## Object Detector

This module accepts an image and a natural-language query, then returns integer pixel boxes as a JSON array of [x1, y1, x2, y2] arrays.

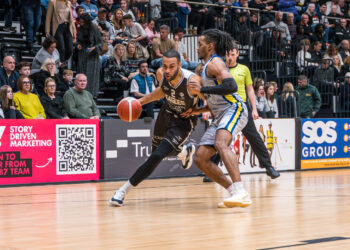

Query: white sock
[[227, 184, 235, 195], [233, 182, 243, 191], [119, 180, 132, 194]]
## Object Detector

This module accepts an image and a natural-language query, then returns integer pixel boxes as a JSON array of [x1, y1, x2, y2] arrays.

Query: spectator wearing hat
[[93, 7, 115, 42], [339, 72, 350, 110]]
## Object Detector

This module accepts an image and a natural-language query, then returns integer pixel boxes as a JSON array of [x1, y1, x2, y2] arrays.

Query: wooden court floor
[[1, 170, 350, 250]]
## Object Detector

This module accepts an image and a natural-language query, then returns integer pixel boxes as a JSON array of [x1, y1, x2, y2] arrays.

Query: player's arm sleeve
[[200, 78, 238, 95]]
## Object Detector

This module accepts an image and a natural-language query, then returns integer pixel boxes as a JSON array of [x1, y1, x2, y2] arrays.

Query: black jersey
[[160, 68, 198, 116]]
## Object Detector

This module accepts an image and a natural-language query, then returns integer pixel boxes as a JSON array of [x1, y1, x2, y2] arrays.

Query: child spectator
[[0, 85, 23, 119]]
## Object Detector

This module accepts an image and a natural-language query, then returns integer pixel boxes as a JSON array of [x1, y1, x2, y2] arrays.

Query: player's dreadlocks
[[202, 29, 235, 58]]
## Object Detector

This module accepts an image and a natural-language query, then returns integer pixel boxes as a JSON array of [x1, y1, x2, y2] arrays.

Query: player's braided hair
[[202, 29, 235, 58]]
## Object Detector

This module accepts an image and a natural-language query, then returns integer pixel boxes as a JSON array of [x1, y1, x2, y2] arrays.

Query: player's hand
[[252, 109, 259, 120], [180, 108, 193, 118]]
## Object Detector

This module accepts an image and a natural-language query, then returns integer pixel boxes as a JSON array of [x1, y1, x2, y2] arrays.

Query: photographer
[[103, 44, 130, 103]]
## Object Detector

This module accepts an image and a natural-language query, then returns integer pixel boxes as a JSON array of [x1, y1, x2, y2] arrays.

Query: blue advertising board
[[301, 119, 350, 169]]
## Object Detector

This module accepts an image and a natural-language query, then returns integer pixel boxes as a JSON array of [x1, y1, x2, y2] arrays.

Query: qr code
[[56, 125, 97, 175]]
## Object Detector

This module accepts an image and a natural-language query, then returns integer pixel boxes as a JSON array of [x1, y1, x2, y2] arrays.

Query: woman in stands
[[33, 58, 67, 97], [325, 43, 344, 65], [265, 81, 279, 118], [76, 13, 104, 98], [277, 82, 297, 118], [332, 55, 343, 80], [111, 9, 125, 35], [40, 78, 69, 119], [340, 56, 350, 77], [31, 37, 61, 74], [0, 85, 18, 119], [120, 0, 136, 21], [13, 77, 46, 119], [103, 44, 130, 102], [124, 42, 140, 73], [255, 84, 269, 118], [45, 0, 77, 65], [144, 19, 158, 45]]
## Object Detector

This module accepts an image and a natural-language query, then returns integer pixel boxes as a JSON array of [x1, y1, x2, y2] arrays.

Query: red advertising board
[[0, 120, 100, 185]]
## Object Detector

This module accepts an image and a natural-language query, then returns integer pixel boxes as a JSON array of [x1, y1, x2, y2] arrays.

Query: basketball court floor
[[1, 169, 350, 249]]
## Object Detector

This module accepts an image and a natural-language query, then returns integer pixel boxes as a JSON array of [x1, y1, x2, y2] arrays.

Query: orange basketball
[[117, 97, 142, 122]]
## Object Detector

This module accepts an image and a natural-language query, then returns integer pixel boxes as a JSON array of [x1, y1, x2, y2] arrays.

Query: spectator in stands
[[313, 58, 335, 89], [123, 14, 149, 59], [93, 8, 115, 42], [100, 30, 114, 67], [253, 77, 265, 90], [18, 62, 38, 95], [232, 12, 250, 45], [339, 71, 350, 109], [335, 19, 350, 45], [40, 78, 69, 119], [62, 69, 74, 89], [0, 56, 19, 91], [328, 4, 341, 41], [310, 23, 328, 45], [81, 0, 98, 18], [255, 84, 269, 118], [262, 28, 286, 60], [300, 14, 313, 37], [0, 85, 24, 119], [160, 0, 177, 18], [124, 42, 141, 73], [265, 81, 279, 118], [3, 0, 17, 32], [296, 38, 315, 73], [319, 3, 330, 25], [111, 9, 125, 36], [340, 56, 350, 77], [295, 25, 309, 43], [296, 74, 321, 118], [45, 0, 76, 64], [33, 58, 67, 96], [151, 25, 175, 69], [173, 27, 198, 70], [305, 3, 320, 26], [130, 61, 156, 118], [120, 0, 135, 21], [144, 19, 159, 45], [261, 11, 291, 42], [278, 82, 297, 118], [63, 73, 100, 119], [188, 0, 207, 35], [278, 0, 298, 16], [74, 6, 85, 33], [176, 0, 191, 29], [339, 39, 350, 61], [70, 0, 79, 19], [13, 76, 46, 119], [286, 13, 297, 41], [76, 13, 104, 98], [103, 44, 129, 102], [249, 12, 261, 33], [333, 54, 343, 80], [22, 0, 42, 49], [325, 43, 343, 64], [338, 0, 348, 14], [31, 36, 61, 74], [310, 41, 324, 63], [104, 0, 117, 21]]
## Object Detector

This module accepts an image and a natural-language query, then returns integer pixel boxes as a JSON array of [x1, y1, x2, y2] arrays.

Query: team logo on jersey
[[179, 92, 185, 100]]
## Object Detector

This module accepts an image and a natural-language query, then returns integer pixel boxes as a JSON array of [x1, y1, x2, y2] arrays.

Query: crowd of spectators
[[1, 0, 350, 119]]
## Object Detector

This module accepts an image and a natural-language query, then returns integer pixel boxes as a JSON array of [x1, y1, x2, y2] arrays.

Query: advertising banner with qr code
[[0, 120, 100, 185], [102, 119, 206, 179]]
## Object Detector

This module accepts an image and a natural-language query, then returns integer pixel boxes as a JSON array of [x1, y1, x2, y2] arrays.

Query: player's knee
[[193, 152, 203, 167], [214, 141, 227, 154]]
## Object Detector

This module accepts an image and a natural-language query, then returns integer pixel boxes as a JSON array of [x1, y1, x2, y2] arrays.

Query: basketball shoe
[[223, 189, 252, 208], [109, 190, 125, 207], [178, 143, 196, 170]]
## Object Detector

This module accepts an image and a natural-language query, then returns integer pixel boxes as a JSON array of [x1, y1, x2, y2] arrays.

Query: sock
[[226, 184, 235, 195], [118, 180, 132, 194], [233, 182, 243, 191]]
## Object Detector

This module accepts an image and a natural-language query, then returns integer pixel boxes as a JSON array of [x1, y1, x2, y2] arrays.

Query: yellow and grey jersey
[[201, 54, 244, 118]]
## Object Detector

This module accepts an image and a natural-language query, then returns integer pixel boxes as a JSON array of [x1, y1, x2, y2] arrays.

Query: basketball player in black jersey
[[109, 50, 202, 207]]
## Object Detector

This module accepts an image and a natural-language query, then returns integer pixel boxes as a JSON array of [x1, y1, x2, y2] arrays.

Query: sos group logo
[[301, 120, 338, 159]]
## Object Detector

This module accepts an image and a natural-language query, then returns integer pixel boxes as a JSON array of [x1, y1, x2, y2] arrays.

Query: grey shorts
[[199, 102, 248, 146]]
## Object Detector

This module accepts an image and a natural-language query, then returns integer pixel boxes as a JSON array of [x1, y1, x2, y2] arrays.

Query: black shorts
[[152, 105, 197, 152]]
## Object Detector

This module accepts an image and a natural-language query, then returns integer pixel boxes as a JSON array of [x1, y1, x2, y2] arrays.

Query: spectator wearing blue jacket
[[0, 56, 19, 92], [130, 61, 156, 118], [278, 0, 298, 16], [81, 0, 98, 18]]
